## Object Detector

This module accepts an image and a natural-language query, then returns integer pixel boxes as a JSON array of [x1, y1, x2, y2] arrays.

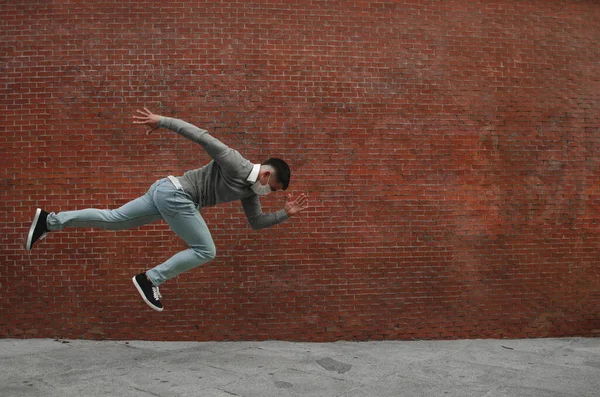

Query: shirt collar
[[247, 164, 261, 183]]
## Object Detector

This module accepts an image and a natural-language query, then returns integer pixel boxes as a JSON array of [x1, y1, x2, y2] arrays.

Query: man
[[25, 108, 309, 312]]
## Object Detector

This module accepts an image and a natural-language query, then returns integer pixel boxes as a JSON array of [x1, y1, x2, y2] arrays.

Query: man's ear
[[258, 170, 269, 183]]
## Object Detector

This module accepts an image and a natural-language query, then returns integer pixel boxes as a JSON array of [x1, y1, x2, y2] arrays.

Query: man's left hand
[[284, 193, 309, 216]]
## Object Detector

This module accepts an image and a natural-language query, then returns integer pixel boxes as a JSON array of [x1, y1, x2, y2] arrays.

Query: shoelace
[[39, 233, 48, 242], [152, 286, 162, 301]]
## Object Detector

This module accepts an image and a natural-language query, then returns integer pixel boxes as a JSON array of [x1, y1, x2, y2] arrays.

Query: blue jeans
[[46, 178, 216, 286]]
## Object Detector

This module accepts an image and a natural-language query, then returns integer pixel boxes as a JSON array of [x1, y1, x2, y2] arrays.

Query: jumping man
[[25, 108, 309, 311]]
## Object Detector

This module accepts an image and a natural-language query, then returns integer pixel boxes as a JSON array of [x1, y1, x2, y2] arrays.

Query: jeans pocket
[[154, 182, 184, 218]]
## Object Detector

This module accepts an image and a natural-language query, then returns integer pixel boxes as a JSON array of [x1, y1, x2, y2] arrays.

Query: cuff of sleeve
[[278, 209, 290, 222], [158, 116, 170, 129]]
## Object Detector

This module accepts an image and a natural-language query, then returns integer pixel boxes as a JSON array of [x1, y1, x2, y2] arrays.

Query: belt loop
[[167, 175, 183, 190]]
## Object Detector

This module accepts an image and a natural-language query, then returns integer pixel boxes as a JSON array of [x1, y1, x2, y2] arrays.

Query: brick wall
[[1, 0, 598, 341]]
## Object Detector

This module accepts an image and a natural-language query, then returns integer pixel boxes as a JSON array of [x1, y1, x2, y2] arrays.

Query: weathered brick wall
[[1, 0, 598, 341]]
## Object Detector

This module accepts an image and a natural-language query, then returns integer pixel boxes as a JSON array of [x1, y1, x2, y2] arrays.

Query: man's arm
[[241, 195, 289, 230], [241, 193, 308, 230], [133, 108, 251, 177]]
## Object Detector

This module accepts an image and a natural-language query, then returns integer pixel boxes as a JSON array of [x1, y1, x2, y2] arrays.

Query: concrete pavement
[[1, 337, 599, 396]]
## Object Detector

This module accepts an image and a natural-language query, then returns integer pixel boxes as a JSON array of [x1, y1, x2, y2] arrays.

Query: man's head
[[256, 158, 291, 193]]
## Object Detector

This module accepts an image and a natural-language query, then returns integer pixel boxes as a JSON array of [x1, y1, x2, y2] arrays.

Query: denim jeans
[[46, 178, 216, 286]]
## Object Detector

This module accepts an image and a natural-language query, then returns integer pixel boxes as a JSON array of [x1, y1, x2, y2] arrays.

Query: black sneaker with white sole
[[25, 208, 49, 251], [132, 273, 164, 312]]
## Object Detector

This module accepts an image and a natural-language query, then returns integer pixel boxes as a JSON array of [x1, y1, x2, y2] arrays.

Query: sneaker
[[132, 273, 164, 312], [25, 208, 49, 251]]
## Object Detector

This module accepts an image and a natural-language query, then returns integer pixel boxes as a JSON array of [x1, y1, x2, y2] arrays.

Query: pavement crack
[[133, 387, 164, 397]]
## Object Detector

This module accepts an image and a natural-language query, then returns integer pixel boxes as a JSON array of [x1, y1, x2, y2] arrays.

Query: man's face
[[261, 172, 283, 192]]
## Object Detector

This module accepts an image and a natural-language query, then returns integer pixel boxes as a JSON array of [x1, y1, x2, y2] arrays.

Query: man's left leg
[[133, 179, 216, 311]]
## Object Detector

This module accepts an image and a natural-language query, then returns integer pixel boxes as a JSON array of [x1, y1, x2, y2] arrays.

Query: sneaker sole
[[25, 208, 42, 251], [132, 276, 164, 312]]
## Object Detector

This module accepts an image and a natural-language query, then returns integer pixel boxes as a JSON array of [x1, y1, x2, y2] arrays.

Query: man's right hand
[[133, 108, 162, 135]]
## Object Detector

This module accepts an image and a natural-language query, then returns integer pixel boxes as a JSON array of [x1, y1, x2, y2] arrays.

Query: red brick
[[0, 0, 598, 341]]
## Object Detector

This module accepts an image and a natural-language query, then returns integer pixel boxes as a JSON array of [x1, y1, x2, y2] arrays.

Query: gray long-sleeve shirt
[[158, 117, 288, 230]]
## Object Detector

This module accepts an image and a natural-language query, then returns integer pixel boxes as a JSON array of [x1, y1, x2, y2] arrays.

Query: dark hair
[[262, 158, 291, 190]]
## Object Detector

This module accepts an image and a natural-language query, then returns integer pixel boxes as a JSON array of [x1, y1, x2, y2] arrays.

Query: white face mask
[[251, 174, 272, 196]]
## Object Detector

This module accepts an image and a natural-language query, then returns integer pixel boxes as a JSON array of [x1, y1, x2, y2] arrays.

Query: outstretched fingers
[[132, 108, 160, 134], [132, 108, 154, 121], [295, 193, 309, 209], [132, 109, 148, 123]]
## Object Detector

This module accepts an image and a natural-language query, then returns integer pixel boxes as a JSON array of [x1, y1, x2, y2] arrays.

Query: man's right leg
[[26, 180, 163, 250], [47, 196, 161, 232]]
